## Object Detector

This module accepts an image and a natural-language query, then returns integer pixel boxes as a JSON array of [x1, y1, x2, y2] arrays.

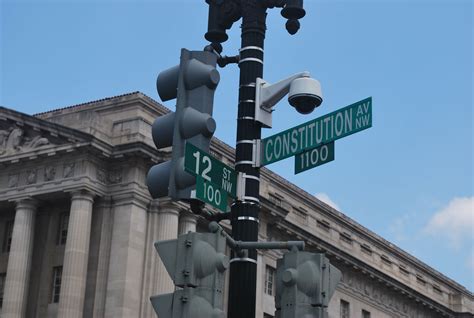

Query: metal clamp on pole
[[236, 140, 261, 168], [236, 172, 246, 201], [208, 221, 305, 255], [252, 139, 261, 167], [236, 172, 260, 203]]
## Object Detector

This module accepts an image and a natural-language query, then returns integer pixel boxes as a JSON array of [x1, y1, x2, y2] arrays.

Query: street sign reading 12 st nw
[[184, 142, 237, 198], [261, 97, 372, 166]]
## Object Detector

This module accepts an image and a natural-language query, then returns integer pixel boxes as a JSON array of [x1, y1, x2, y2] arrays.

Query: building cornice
[[272, 215, 459, 317]]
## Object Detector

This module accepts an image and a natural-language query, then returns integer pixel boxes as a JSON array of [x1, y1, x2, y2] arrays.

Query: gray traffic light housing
[[275, 249, 341, 318], [150, 231, 229, 318], [147, 49, 219, 200]]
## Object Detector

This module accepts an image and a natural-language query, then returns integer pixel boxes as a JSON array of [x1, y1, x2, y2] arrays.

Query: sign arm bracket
[[208, 221, 305, 257]]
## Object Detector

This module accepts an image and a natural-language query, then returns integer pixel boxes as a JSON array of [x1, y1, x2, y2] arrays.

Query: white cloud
[[424, 197, 474, 248], [315, 193, 340, 210]]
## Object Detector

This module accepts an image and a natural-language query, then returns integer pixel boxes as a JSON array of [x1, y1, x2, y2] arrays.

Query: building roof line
[[33, 91, 169, 117]]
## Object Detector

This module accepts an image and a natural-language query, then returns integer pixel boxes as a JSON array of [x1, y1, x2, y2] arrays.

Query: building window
[[381, 255, 392, 266], [294, 207, 308, 221], [317, 219, 331, 232], [399, 264, 410, 276], [340, 232, 353, 245], [2, 220, 14, 253], [416, 274, 426, 286], [340, 300, 350, 318], [360, 243, 372, 256], [0, 273, 6, 308], [269, 192, 284, 207], [57, 213, 69, 245], [362, 309, 371, 318], [264, 266, 275, 296], [51, 266, 62, 303], [433, 284, 442, 294]]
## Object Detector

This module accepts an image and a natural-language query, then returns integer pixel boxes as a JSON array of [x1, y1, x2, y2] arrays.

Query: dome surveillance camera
[[288, 77, 323, 114]]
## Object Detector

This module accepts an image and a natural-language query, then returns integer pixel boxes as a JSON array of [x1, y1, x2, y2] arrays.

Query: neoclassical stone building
[[0, 92, 472, 318]]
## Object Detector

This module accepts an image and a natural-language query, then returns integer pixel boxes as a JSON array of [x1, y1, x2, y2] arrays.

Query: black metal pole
[[227, 1, 267, 317]]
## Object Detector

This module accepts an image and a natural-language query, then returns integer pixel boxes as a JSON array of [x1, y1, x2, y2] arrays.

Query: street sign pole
[[226, 3, 266, 317], [203, 1, 308, 317]]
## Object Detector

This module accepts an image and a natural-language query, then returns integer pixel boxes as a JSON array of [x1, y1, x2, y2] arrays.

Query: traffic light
[[275, 249, 341, 318], [147, 48, 219, 200], [150, 231, 229, 318]]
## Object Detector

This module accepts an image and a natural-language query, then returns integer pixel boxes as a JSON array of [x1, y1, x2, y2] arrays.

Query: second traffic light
[[275, 249, 341, 318], [150, 230, 229, 318], [147, 48, 220, 200]]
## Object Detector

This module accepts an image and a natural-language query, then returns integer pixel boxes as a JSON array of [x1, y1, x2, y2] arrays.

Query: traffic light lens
[[282, 268, 297, 286]]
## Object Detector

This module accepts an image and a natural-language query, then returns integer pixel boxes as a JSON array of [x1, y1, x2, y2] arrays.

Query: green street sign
[[295, 142, 335, 174], [195, 176, 229, 212], [184, 142, 237, 198], [261, 97, 372, 166]]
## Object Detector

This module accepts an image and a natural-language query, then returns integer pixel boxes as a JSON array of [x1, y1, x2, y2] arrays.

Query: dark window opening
[[264, 266, 275, 296], [51, 266, 62, 303], [360, 243, 372, 255], [2, 220, 14, 253], [399, 264, 410, 276], [416, 274, 426, 286], [340, 299, 350, 318], [340, 232, 353, 245], [56, 213, 69, 245], [317, 219, 331, 231], [381, 255, 392, 266], [0, 273, 6, 308]]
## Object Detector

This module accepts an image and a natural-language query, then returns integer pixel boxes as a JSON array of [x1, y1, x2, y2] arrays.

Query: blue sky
[[1, 0, 473, 290]]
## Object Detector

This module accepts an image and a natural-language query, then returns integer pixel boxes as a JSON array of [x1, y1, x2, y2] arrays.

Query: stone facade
[[0, 92, 472, 318]]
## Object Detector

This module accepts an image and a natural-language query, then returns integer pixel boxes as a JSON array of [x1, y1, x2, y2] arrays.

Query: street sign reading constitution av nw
[[261, 97, 372, 166]]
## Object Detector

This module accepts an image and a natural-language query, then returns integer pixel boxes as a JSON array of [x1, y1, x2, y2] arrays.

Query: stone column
[[2, 198, 38, 318], [58, 190, 95, 318], [140, 202, 160, 318], [154, 200, 180, 295], [104, 194, 148, 318], [91, 197, 113, 318], [178, 210, 197, 235]]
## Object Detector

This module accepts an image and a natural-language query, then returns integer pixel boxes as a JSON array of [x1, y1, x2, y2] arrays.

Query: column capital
[[112, 191, 149, 209], [179, 209, 197, 223], [150, 198, 180, 217], [178, 209, 198, 235], [94, 195, 113, 209], [69, 189, 95, 203], [13, 197, 39, 210]]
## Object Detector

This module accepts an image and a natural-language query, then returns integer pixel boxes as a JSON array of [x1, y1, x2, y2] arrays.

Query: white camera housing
[[255, 72, 323, 128], [288, 77, 322, 114]]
